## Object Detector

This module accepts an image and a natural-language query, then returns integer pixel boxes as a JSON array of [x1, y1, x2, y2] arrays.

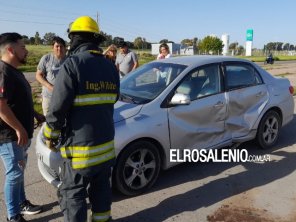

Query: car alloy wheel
[[257, 110, 281, 149], [114, 140, 161, 196]]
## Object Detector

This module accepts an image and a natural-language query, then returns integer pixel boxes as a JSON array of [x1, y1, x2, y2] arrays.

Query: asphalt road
[[0, 100, 296, 222], [23, 72, 35, 84]]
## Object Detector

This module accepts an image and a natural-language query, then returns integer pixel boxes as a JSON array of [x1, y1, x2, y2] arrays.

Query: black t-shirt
[[0, 60, 34, 143]]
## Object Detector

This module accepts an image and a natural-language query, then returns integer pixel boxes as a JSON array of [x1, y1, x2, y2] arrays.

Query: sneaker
[[20, 200, 42, 215], [7, 214, 27, 222]]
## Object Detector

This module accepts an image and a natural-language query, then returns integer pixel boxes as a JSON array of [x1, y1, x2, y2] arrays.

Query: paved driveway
[[0, 64, 296, 221]]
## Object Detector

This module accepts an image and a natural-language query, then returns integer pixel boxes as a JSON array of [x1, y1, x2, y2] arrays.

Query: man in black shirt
[[0, 33, 44, 222]]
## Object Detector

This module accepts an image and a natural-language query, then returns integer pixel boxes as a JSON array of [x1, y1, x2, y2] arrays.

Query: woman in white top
[[157, 43, 171, 59]]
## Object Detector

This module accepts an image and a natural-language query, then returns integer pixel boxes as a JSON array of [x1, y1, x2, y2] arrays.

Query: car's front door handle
[[256, 91, 264, 97], [214, 101, 224, 108]]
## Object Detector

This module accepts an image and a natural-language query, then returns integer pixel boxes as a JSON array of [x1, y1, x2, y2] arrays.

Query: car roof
[[155, 55, 252, 67]]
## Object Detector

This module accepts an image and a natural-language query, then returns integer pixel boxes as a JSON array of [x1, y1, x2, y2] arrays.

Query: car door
[[223, 62, 269, 138], [168, 64, 228, 151]]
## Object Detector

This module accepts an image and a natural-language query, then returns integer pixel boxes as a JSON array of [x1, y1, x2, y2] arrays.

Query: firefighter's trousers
[[58, 158, 114, 222]]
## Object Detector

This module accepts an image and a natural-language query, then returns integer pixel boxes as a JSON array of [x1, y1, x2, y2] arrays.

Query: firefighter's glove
[[44, 138, 59, 152], [42, 123, 60, 152]]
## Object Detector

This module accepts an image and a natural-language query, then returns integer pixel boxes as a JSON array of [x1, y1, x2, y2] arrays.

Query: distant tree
[[198, 36, 223, 54], [125, 41, 134, 48], [142, 38, 147, 49], [146, 42, 152, 49], [34, 32, 41, 45], [181, 39, 193, 46], [193, 37, 198, 53], [290, 45, 295, 51], [134, 37, 144, 49], [283, 43, 290, 51], [265, 42, 275, 51], [276, 42, 283, 51], [99, 31, 112, 47], [181, 38, 198, 53], [237, 45, 245, 55], [22, 35, 30, 44], [229, 42, 239, 51], [29, 37, 35, 45], [265, 42, 284, 51], [43, 32, 56, 45], [193, 37, 198, 46], [229, 42, 242, 55], [113, 36, 124, 46], [159, 39, 174, 44], [159, 39, 169, 44]]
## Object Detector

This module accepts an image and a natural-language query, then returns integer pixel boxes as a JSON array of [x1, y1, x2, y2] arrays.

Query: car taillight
[[289, 86, 294, 95]]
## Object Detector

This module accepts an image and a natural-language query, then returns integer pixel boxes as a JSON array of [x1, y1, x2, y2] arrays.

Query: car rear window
[[225, 64, 263, 90]]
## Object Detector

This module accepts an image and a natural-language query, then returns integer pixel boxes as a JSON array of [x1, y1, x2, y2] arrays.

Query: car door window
[[176, 64, 221, 100], [225, 64, 263, 90]]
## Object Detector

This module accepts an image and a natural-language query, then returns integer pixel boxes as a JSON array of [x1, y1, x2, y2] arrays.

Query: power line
[[0, 3, 82, 16], [0, 18, 64, 26], [0, 9, 73, 20], [100, 15, 164, 41], [0, 6, 163, 42], [102, 19, 163, 40]]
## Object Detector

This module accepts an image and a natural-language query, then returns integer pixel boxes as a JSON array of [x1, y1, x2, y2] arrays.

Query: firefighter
[[42, 16, 120, 222]]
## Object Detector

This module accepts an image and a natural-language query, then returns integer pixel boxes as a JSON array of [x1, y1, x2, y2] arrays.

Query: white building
[[221, 34, 230, 56], [180, 45, 195, 55]]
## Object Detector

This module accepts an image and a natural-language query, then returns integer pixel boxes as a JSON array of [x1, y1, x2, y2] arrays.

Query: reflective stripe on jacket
[[71, 149, 115, 169], [74, 93, 117, 106], [61, 140, 114, 158]]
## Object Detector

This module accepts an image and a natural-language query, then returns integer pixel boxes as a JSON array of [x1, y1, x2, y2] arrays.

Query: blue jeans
[[0, 141, 30, 219]]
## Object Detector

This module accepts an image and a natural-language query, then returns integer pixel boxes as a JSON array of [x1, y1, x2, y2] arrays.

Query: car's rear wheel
[[114, 141, 161, 196], [256, 110, 281, 149]]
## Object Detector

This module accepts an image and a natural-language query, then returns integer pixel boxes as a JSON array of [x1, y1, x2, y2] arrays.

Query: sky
[[0, 0, 295, 49]]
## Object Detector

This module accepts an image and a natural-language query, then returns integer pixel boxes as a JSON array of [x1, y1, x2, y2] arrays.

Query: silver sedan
[[35, 56, 294, 196]]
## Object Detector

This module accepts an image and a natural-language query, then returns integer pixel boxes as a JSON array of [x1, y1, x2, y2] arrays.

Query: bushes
[[137, 52, 155, 66], [20, 45, 52, 72], [20, 45, 157, 72]]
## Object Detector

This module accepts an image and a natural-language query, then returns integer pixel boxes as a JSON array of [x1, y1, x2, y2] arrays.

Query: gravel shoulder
[[260, 61, 296, 86]]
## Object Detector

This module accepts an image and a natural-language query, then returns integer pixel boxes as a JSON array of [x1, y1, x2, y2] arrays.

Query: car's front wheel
[[256, 110, 281, 149], [113, 141, 161, 196]]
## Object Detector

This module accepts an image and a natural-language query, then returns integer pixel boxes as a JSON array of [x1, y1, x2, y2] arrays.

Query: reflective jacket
[[43, 43, 120, 169]]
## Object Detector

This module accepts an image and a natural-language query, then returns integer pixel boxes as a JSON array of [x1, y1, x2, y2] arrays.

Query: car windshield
[[120, 62, 187, 104]]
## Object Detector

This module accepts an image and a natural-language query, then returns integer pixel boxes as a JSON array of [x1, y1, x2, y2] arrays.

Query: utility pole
[[96, 12, 100, 25]]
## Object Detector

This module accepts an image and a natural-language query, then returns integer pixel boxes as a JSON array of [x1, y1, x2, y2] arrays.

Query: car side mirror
[[170, 93, 191, 105]]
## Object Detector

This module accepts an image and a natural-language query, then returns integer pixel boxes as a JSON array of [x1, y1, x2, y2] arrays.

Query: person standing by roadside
[[103, 44, 117, 64], [0, 32, 44, 222], [35, 36, 66, 115], [115, 41, 138, 78], [157, 43, 171, 60], [43, 16, 120, 222]]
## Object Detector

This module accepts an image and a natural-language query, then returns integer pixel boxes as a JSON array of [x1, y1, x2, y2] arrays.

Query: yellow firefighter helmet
[[69, 16, 99, 34]]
